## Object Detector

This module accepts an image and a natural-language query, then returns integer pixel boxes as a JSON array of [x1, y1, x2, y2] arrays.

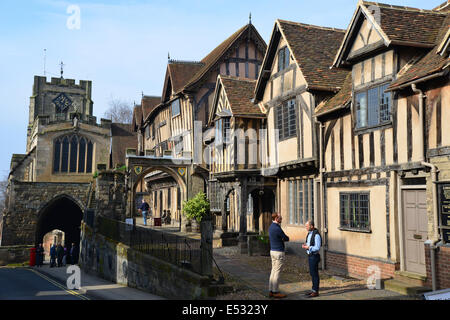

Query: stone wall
[[0, 180, 89, 246], [79, 222, 214, 299], [0, 245, 33, 266]]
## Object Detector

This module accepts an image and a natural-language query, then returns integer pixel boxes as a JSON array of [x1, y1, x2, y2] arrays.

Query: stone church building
[[0, 75, 135, 247]]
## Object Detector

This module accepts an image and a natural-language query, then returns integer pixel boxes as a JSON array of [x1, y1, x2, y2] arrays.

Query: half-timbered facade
[[207, 75, 275, 238], [254, 19, 349, 244], [129, 23, 267, 231], [316, 1, 449, 282]]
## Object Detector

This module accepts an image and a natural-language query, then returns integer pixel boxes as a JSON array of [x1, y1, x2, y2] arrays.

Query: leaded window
[[277, 46, 290, 72], [288, 178, 314, 226], [356, 83, 391, 129], [340, 193, 370, 231], [276, 99, 296, 140], [171, 99, 181, 117], [53, 135, 93, 174]]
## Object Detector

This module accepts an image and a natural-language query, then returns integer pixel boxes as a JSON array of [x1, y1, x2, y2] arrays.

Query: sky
[[0, 0, 444, 177]]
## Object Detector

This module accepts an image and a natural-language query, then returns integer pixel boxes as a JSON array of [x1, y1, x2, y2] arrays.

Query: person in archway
[[62, 245, 68, 266], [36, 244, 44, 267], [56, 243, 64, 267], [70, 242, 79, 265], [50, 243, 57, 268], [138, 199, 150, 226]]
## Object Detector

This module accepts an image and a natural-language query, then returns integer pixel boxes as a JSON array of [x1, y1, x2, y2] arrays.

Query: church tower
[[27, 75, 94, 152]]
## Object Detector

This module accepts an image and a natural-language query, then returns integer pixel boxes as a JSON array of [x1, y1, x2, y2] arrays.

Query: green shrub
[[257, 231, 269, 244], [182, 192, 210, 223]]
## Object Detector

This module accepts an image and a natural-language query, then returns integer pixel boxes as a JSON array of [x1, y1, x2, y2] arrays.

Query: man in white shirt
[[302, 220, 321, 297]]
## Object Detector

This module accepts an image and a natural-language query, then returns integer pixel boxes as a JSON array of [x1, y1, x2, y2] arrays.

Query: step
[[384, 279, 431, 296], [394, 271, 427, 287]]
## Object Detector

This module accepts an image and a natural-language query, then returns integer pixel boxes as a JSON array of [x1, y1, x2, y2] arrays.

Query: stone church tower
[[11, 76, 111, 183], [0, 75, 113, 246]]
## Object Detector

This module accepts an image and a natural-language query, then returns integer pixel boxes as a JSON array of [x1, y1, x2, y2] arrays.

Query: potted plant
[[182, 192, 210, 233]]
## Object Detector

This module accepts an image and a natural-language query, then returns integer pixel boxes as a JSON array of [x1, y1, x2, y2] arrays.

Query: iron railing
[[97, 215, 203, 275]]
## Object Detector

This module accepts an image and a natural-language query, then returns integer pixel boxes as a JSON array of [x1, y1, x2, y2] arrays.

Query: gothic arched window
[[53, 135, 93, 174]]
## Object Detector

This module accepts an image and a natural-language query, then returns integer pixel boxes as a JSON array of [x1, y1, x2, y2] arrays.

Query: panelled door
[[402, 189, 427, 275]]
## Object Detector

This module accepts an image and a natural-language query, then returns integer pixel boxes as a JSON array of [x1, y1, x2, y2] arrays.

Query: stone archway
[[131, 166, 188, 228], [35, 195, 84, 249]]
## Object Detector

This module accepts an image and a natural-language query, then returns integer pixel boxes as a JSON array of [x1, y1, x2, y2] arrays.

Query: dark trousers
[[308, 254, 320, 292]]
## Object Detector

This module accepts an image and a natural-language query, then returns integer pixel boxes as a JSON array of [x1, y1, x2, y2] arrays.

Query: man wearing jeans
[[138, 199, 150, 226], [302, 220, 322, 298], [268, 212, 289, 298]]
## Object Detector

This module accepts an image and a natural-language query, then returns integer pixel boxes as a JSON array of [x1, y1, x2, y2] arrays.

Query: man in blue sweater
[[268, 212, 289, 298]]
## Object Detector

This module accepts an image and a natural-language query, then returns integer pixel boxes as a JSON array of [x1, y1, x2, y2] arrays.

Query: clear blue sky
[[0, 0, 444, 177]]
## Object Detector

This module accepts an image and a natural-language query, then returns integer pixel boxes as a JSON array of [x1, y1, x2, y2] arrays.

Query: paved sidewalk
[[213, 247, 416, 300], [34, 263, 165, 300]]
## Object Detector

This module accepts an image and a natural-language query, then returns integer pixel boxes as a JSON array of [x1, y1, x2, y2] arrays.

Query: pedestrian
[[36, 243, 44, 267], [70, 242, 79, 265], [302, 220, 322, 298], [138, 199, 150, 226], [62, 245, 68, 266], [268, 212, 289, 299], [50, 243, 57, 268], [56, 244, 64, 267]]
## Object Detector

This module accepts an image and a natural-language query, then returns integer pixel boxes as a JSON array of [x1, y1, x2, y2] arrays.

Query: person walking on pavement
[[268, 213, 289, 299], [138, 199, 150, 226], [56, 244, 64, 267], [49, 243, 57, 268], [302, 220, 322, 298]]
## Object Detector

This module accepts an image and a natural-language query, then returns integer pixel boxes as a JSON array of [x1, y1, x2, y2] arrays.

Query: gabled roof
[[161, 61, 204, 101], [333, 1, 447, 67], [315, 73, 353, 118], [388, 14, 450, 90], [210, 75, 264, 125], [183, 23, 267, 92], [142, 96, 161, 120], [110, 123, 137, 167], [255, 20, 349, 101]]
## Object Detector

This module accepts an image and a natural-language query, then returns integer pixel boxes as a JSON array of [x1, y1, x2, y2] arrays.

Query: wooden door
[[403, 190, 427, 275]]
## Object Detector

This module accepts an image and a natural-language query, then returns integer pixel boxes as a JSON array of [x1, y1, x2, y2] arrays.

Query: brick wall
[[425, 243, 450, 290], [326, 250, 399, 279]]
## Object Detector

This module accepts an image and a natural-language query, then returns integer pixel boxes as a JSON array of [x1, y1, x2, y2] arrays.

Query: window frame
[[171, 99, 181, 118], [287, 178, 315, 227], [354, 81, 392, 131], [277, 46, 290, 72], [276, 99, 297, 141], [339, 192, 371, 233], [53, 134, 93, 174]]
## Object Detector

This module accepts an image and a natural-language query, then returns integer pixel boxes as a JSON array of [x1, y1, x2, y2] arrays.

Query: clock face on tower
[[53, 93, 73, 113]]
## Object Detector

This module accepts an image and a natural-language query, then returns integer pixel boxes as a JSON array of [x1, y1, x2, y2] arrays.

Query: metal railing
[[97, 215, 203, 275]]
